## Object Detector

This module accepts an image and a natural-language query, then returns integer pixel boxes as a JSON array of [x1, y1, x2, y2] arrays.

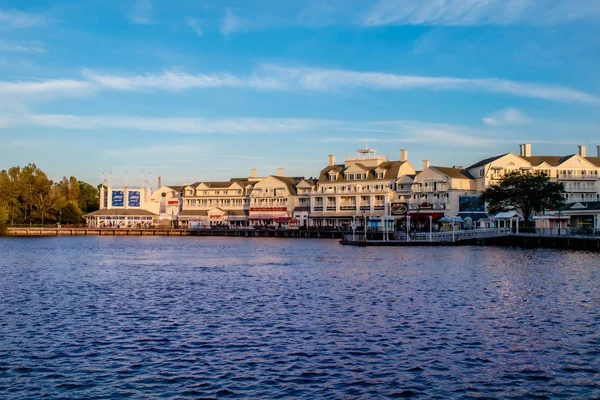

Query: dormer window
[[329, 173, 337, 181], [376, 171, 384, 179]]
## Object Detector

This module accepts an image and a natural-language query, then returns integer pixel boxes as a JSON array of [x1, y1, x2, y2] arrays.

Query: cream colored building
[[248, 169, 306, 227], [174, 177, 257, 228], [396, 161, 479, 225], [466, 144, 600, 205], [310, 147, 416, 228]]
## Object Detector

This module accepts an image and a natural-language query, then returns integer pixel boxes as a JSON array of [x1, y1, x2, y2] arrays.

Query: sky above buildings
[[1, 0, 599, 187]]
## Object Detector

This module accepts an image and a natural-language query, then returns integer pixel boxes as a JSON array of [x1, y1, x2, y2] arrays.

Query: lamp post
[[429, 215, 433, 242], [363, 212, 367, 242], [452, 217, 456, 242], [406, 215, 411, 242], [59, 210, 62, 228], [351, 215, 357, 242], [558, 209, 562, 236]]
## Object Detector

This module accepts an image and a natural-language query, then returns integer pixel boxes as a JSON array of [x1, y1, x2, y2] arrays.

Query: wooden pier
[[4, 227, 347, 239]]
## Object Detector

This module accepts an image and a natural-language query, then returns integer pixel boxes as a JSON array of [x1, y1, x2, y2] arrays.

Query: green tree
[[78, 181, 99, 213], [481, 172, 566, 223]]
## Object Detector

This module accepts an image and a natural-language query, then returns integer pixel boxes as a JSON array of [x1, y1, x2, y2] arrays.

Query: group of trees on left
[[0, 163, 99, 225]]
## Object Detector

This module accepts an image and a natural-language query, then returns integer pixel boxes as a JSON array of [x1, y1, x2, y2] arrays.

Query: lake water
[[0, 236, 599, 399]]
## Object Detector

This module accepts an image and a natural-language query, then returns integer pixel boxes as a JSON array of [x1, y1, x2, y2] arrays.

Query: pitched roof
[[271, 176, 304, 195], [584, 157, 600, 167], [431, 166, 474, 179], [317, 161, 408, 183], [466, 154, 509, 169], [521, 155, 570, 167]]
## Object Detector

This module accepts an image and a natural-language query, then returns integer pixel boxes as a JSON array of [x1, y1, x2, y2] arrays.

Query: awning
[[274, 217, 292, 223], [408, 212, 445, 220]]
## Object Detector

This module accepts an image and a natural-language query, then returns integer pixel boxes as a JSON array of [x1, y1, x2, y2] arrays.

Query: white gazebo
[[492, 211, 522, 233]]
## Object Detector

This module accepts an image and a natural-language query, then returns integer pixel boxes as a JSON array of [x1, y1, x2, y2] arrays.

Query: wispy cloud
[[483, 108, 531, 126], [77, 65, 600, 105], [0, 39, 45, 53], [185, 17, 203, 36], [0, 9, 46, 28], [21, 114, 330, 135], [221, 8, 252, 36], [363, 0, 600, 27], [128, 0, 153, 24], [81, 68, 285, 91], [0, 79, 91, 97], [2, 65, 598, 106], [266, 66, 600, 105]]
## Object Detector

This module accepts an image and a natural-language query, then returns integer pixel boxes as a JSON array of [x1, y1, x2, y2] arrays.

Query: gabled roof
[[318, 161, 408, 183], [521, 155, 570, 167], [271, 176, 304, 195], [563, 201, 600, 211], [466, 154, 509, 169], [431, 166, 474, 179], [166, 186, 184, 192], [584, 157, 600, 167]]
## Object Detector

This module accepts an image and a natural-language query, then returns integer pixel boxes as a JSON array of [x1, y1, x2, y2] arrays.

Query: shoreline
[[2, 227, 599, 252]]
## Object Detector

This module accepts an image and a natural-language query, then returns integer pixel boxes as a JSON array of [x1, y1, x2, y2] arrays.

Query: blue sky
[[1, 0, 599, 187]]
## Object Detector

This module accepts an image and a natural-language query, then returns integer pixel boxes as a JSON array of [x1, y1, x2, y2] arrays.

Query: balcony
[[558, 174, 598, 180], [326, 205, 337, 211], [564, 185, 597, 193], [340, 205, 357, 211], [313, 206, 323, 211], [359, 205, 371, 210]]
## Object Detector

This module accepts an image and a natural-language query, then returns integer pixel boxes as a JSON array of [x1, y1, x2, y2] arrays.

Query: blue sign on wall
[[112, 190, 124, 207], [128, 191, 141, 207], [459, 196, 485, 212]]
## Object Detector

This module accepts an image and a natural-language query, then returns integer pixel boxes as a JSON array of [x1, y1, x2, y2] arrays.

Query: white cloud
[[0, 9, 46, 28], [22, 114, 330, 135], [81, 68, 285, 91], [129, 0, 152, 24], [0, 39, 45, 53], [0, 79, 91, 97], [185, 17, 203, 36], [2, 65, 598, 107], [483, 108, 531, 126], [221, 8, 252, 36], [363, 0, 600, 27], [266, 66, 600, 105], [77, 66, 600, 105]]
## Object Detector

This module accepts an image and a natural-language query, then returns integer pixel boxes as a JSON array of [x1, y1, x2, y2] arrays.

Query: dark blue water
[[0, 237, 599, 399]]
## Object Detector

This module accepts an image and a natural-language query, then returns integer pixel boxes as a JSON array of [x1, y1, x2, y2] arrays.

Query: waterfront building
[[248, 169, 306, 227], [84, 179, 156, 227], [467, 144, 600, 203], [310, 146, 416, 228], [395, 161, 480, 227], [177, 178, 256, 228]]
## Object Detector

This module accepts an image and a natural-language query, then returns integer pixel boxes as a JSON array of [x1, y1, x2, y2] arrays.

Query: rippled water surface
[[1, 237, 599, 399]]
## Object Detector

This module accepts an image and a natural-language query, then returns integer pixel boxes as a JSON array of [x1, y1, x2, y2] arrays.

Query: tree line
[[0, 163, 99, 225]]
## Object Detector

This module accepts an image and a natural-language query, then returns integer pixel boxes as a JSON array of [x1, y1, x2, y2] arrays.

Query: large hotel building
[[85, 144, 600, 230]]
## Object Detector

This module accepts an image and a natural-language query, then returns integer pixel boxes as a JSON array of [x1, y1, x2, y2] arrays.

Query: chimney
[[597, 145, 600, 157], [578, 145, 586, 157], [524, 144, 531, 157], [400, 149, 408, 162], [158, 175, 162, 188], [184, 181, 189, 186], [328, 155, 336, 166], [278, 168, 284, 177], [519, 144, 525, 156], [423, 160, 430, 170], [251, 168, 257, 178]]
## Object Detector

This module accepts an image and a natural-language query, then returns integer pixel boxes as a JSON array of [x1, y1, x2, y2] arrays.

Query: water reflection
[[0, 237, 599, 398]]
